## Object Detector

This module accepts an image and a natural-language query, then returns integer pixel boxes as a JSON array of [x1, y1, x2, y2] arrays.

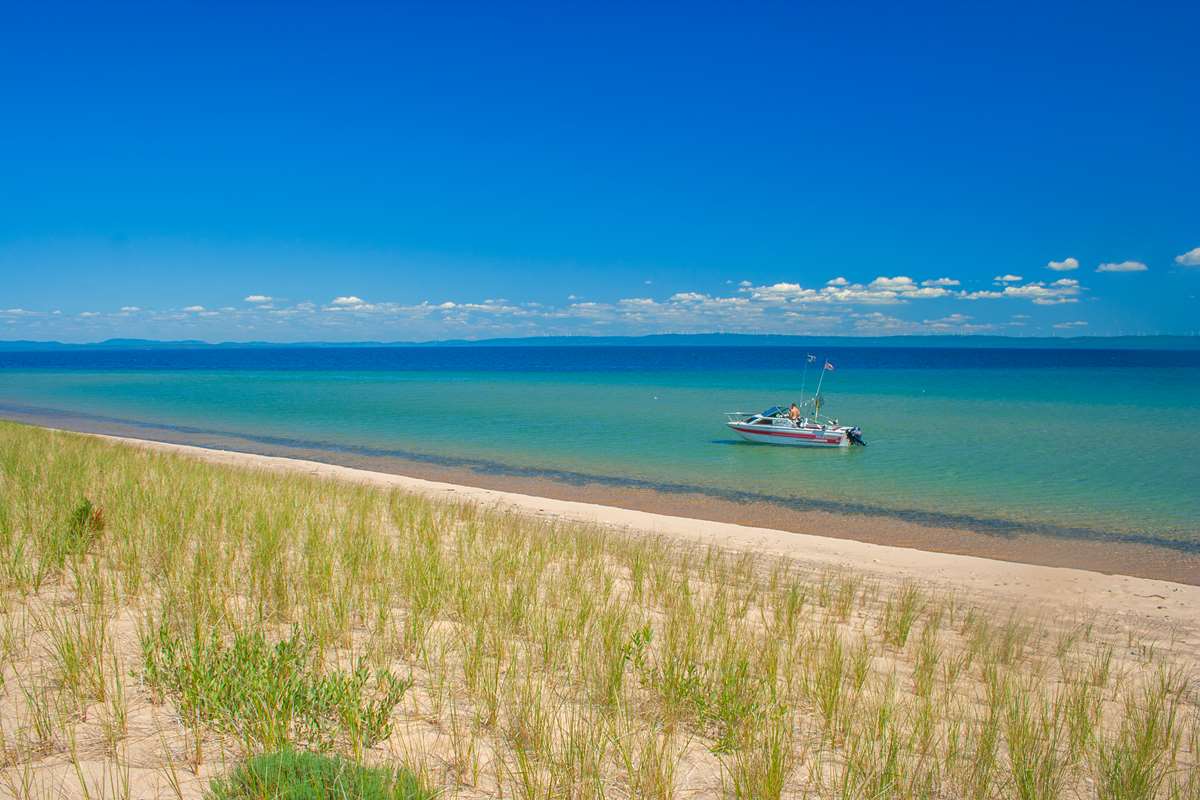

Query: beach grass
[[0, 420, 1196, 798], [206, 750, 433, 800]]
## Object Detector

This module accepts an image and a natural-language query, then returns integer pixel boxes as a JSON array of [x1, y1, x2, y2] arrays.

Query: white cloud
[[744, 282, 818, 304], [182, 305, 205, 312], [1047, 257, 1079, 272], [1096, 261, 1147, 273], [921, 313, 996, 332], [922, 277, 960, 286], [244, 294, 273, 303], [79, 311, 100, 317], [993, 274, 1023, 283], [1174, 247, 1200, 267], [736, 274, 961, 308], [923, 313, 971, 327], [959, 277, 1083, 305], [331, 296, 364, 306], [868, 275, 916, 291], [1053, 320, 1088, 329], [1002, 283, 1077, 302], [120, 306, 141, 312], [853, 312, 913, 332]]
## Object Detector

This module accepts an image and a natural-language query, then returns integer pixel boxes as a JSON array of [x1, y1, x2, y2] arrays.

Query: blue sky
[[2, 1, 1197, 341]]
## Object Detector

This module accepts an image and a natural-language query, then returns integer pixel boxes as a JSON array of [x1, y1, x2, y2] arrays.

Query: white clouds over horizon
[[1047, 257, 1079, 272], [1096, 260, 1148, 273], [0, 270, 1128, 340]]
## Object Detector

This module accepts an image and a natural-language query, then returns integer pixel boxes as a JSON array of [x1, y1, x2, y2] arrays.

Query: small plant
[[66, 498, 105, 555], [812, 628, 846, 735], [722, 710, 795, 800], [1006, 689, 1067, 800], [705, 654, 765, 753], [207, 750, 435, 800], [42, 498, 107, 569], [881, 583, 923, 648], [142, 627, 411, 754], [1092, 679, 1180, 800]]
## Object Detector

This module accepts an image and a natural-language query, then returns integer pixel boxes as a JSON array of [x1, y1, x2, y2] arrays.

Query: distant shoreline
[[3, 332, 1200, 351]]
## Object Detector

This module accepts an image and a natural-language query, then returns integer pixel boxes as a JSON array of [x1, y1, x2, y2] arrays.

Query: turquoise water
[[1, 346, 1198, 551]]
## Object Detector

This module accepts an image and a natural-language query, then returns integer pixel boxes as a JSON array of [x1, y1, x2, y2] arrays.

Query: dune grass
[[0, 420, 1197, 798], [207, 750, 433, 800]]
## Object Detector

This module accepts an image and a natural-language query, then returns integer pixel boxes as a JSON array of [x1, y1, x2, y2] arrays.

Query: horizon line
[[3, 331, 1199, 349]]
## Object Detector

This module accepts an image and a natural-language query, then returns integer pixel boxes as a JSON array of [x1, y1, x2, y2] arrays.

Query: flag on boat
[[824, 361, 835, 371], [807, 354, 817, 363]]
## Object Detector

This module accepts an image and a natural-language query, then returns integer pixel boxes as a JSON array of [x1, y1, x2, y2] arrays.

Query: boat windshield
[[760, 406, 785, 417]]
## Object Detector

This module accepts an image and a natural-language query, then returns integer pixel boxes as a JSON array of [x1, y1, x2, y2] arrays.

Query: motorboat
[[724, 405, 865, 447], [722, 355, 865, 447]]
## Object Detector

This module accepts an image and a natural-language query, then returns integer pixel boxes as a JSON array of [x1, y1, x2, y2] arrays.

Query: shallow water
[[2, 346, 1198, 554]]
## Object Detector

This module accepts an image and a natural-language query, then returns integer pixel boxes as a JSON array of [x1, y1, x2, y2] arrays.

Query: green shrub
[[143, 627, 411, 753], [207, 750, 435, 800]]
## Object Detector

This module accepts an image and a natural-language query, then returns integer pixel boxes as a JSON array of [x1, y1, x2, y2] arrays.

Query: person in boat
[[789, 402, 801, 424]]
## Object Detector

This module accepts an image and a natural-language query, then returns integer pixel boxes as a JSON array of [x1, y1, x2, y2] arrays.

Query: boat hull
[[727, 422, 849, 447]]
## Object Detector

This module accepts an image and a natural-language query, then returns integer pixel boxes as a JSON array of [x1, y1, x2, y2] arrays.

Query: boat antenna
[[813, 358, 833, 416], [799, 353, 815, 404]]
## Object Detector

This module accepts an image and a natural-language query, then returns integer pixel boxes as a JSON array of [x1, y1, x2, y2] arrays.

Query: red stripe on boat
[[732, 426, 843, 441]]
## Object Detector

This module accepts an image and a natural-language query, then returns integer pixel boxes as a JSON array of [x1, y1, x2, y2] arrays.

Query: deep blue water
[[3, 345, 1199, 372]]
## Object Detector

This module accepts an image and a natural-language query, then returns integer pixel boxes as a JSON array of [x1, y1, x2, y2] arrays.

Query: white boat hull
[[726, 421, 849, 447]]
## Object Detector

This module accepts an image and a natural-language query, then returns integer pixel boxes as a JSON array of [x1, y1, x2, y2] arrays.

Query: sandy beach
[[3, 421, 1199, 799]]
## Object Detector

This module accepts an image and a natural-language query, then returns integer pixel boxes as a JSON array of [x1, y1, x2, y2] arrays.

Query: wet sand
[[7, 409, 1198, 587]]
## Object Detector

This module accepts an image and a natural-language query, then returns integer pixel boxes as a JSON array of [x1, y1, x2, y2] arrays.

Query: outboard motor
[[847, 427, 867, 446]]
